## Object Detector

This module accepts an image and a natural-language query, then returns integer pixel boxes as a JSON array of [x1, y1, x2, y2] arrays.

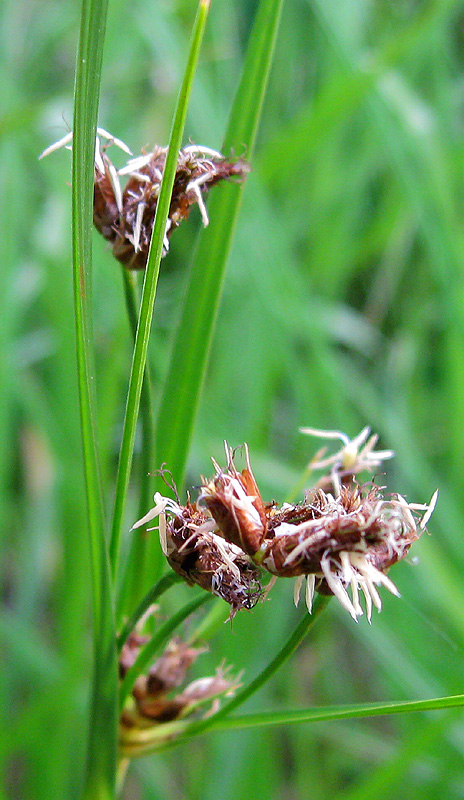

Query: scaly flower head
[[132, 491, 263, 616], [134, 428, 437, 624], [40, 129, 249, 269], [257, 483, 438, 621], [119, 633, 241, 754]]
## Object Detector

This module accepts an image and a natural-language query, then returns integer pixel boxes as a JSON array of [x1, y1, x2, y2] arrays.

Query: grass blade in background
[[201, 694, 464, 733], [72, 0, 118, 795], [153, 0, 285, 492], [109, 0, 212, 590]]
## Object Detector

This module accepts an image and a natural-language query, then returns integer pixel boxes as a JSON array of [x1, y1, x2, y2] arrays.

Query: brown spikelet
[[93, 144, 249, 269]]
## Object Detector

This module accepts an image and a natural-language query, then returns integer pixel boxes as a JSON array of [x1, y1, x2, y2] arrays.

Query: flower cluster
[[136, 430, 437, 623], [40, 128, 249, 269], [132, 492, 263, 617], [119, 633, 241, 755]]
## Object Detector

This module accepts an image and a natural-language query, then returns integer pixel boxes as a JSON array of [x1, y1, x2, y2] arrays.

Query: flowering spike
[[40, 128, 249, 270], [119, 634, 241, 748], [300, 425, 394, 482], [135, 429, 437, 623], [134, 493, 263, 616]]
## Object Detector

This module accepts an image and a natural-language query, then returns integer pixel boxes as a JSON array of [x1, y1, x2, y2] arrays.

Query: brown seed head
[[118, 633, 240, 731], [93, 142, 249, 269], [148, 496, 263, 616], [258, 483, 435, 620], [40, 130, 249, 270]]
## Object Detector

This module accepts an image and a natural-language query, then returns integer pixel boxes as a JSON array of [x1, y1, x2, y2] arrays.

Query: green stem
[[119, 593, 212, 709], [187, 598, 230, 645], [72, 2, 107, 635], [153, 0, 285, 493], [121, 269, 140, 336], [199, 694, 464, 733], [117, 269, 158, 618], [109, 0, 211, 582], [122, 689, 464, 759], [72, 0, 118, 796]]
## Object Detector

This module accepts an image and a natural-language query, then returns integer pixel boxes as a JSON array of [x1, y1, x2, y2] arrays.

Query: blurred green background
[[3, 0, 464, 797]]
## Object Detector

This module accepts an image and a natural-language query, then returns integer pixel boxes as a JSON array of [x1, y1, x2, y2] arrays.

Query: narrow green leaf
[[154, 0, 285, 491], [109, 0, 212, 586], [72, 2, 107, 623], [135, 692, 464, 760], [72, 0, 118, 796], [116, 269, 158, 618], [202, 693, 464, 733]]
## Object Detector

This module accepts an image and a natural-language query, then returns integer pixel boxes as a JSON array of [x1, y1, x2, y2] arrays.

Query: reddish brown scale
[[118, 635, 239, 728], [240, 467, 269, 530], [93, 161, 120, 242], [201, 452, 268, 556], [202, 476, 266, 556], [145, 638, 202, 698]]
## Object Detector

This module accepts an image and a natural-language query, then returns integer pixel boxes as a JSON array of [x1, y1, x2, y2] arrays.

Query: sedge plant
[[34, 0, 464, 797]]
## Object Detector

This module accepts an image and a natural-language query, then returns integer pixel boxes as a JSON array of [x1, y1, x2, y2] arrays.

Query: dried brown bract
[[120, 634, 205, 723], [198, 443, 268, 556]]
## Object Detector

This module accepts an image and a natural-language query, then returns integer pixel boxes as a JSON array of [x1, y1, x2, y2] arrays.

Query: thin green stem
[[121, 269, 140, 337], [109, 0, 211, 583], [119, 593, 212, 709], [117, 269, 158, 618], [199, 694, 464, 733], [121, 690, 464, 759], [72, 1, 107, 634], [187, 598, 230, 645], [116, 571, 182, 652], [72, 0, 118, 796]]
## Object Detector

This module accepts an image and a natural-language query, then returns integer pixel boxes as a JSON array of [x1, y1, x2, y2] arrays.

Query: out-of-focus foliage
[[2, 0, 464, 798]]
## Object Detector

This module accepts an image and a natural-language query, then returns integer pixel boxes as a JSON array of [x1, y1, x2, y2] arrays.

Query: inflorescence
[[40, 127, 249, 269], [119, 632, 241, 755], [135, 428, 437, 623]]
